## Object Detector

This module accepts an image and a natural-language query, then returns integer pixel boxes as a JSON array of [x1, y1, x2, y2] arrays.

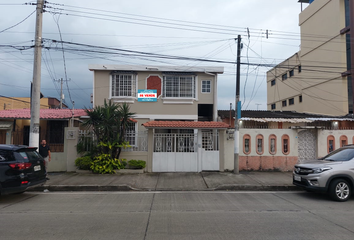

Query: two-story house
[[88, 65, 232, 172]]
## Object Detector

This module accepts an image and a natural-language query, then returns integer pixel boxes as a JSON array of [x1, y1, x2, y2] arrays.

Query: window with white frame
[[124, 122, 136, 146], [201, 80, 211, 93], [111, 73, 136, 97], [163, 74, 196, 98]]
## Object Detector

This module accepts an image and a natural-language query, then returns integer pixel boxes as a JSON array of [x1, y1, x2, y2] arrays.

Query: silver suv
[[293, 145, 354, 202]]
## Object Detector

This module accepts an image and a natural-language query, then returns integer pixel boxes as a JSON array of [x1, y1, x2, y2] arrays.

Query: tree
[[82, 100, 135, 159]]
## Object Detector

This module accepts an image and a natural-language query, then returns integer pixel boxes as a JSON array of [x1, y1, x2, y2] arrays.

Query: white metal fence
[[78, 130, 148, 152], [122, 131, 148, 152], [154, 133, 197, 152], [202, 131, 219, 151], [153, 132, 219, 152]]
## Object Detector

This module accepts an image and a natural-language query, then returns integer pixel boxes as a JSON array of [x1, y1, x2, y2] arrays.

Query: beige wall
[[93, 70, 215, 120], [0, 97, 51, 110], [267, 0, 349, 116]]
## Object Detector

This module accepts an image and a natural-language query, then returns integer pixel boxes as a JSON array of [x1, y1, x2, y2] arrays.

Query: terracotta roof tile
[[142, 121, 229, 129], [0, 109, 87, 119]]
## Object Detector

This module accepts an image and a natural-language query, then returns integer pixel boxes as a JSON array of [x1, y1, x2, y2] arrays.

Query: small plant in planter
[[75, 156, 93, 170], [91, 154, 125, 174], [127, 160, 146, 169]]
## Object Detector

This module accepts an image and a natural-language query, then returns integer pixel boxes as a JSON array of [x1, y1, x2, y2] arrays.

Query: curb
[[27, 184, 302, 192], [213, 185, 302, 191], [28, 184, 136, 192]]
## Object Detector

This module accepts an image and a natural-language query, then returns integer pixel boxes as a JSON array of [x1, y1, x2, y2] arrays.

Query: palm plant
[[82, 99, 135, 159]]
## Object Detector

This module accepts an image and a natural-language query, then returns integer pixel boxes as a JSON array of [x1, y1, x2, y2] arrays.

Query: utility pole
[[29, 0, 44, 148], [55, 78, 64, 109], [234, 35, 241, 174], [256, 103, 261, 110]]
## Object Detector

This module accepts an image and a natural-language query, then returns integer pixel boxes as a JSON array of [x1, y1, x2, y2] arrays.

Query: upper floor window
[[289, 69, 294, 77], [282, 73, 288, 81], [111, 73, 136, 97], [289, 98, 294, 105], [271, 79, 276, 86], [269, 134, 277, 155], [298, 65, 302, 73], [201, 80, 211, 93], [282, 100, 287, 107], [163, 75, 196, 98], [243, 134, 251, 155], [256, 134, 264, 155], [282, 134, 290, 155], [299, 95, 302, 103], [271, 103, 276, 110]]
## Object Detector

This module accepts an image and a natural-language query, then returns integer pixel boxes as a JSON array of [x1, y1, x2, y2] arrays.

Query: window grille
[[202, 80, 211, 93], [154, 133, 197, 152], [125, 122, 136, 146], [111, 74, 136, 97], [163, 75, 195, 98]]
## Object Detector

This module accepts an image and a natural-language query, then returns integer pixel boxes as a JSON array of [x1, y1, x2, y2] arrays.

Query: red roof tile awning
[[0, 109, 88, 119], [142, 121, 229, 129]]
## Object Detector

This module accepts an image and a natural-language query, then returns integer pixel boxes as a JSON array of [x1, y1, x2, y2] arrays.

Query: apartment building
[[267, 0, 352, 116]]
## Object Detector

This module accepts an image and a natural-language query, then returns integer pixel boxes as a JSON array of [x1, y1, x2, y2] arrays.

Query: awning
[[142, 121, 229, 129]]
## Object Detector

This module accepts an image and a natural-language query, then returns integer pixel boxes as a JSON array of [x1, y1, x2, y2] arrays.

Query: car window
[[323, 148, 354, 161], [13, 150, 42, 162], [0, 150, 15, 162]]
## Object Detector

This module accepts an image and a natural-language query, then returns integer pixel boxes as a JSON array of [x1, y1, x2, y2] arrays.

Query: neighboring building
[[219, 110, 354, 171], [267, 0, 353, 116], [89, 65, 233, 172], [0, 108, 87, 172], [0, 97, 68, 110]]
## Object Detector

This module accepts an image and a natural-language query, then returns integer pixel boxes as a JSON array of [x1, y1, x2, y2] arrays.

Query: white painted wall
[[317, 129, 354, 158], [239, 129, 298, 157]]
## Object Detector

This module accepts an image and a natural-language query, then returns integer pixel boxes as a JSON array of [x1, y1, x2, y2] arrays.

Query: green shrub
[[121, 159, 127, 167], [128, 160, 146, 169], [75, 156, 93, 170], [90, 154, 125, 174]]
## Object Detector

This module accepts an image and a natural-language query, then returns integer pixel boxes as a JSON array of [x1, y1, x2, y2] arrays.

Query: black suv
[[0, 145, 47, 195]]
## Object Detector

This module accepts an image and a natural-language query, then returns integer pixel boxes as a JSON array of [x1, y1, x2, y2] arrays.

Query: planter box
[[75, 169, 144, 174], [76, 169, 92, 174], [116, 169, 144, 174]]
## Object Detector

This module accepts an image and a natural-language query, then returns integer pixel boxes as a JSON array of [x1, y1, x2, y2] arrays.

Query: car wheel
[[329, 179, 351, 202]]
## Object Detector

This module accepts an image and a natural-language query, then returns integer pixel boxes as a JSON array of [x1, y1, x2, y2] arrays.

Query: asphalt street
[[1, 191, 354, 240]]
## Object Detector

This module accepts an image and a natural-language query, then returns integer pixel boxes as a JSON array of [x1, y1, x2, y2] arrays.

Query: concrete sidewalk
[[30, 171, 300, 192]]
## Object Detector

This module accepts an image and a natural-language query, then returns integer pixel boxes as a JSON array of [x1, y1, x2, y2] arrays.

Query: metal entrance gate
[[298, 130, 317, 163], [152, 131, 219, 172]]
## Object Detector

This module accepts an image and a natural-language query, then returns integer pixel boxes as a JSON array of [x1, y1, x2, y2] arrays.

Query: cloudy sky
[[0, 0, 307, 110]]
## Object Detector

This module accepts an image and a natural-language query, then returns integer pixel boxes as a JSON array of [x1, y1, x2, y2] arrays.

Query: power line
[[0, 10, 36, 34]]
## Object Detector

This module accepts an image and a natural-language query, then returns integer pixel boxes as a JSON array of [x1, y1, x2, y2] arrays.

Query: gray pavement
[[29, 171, 301, 192]]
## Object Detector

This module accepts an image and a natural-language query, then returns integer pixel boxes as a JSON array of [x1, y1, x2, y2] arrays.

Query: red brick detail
[[239, 156, 248, 171], [147, 76, 162, 98], [247, 156, 261, 171], [261, 157, 273, 170], [285, 157, 298, 171], [273, 156, 287, 171], [239, 156, 298, 172]]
